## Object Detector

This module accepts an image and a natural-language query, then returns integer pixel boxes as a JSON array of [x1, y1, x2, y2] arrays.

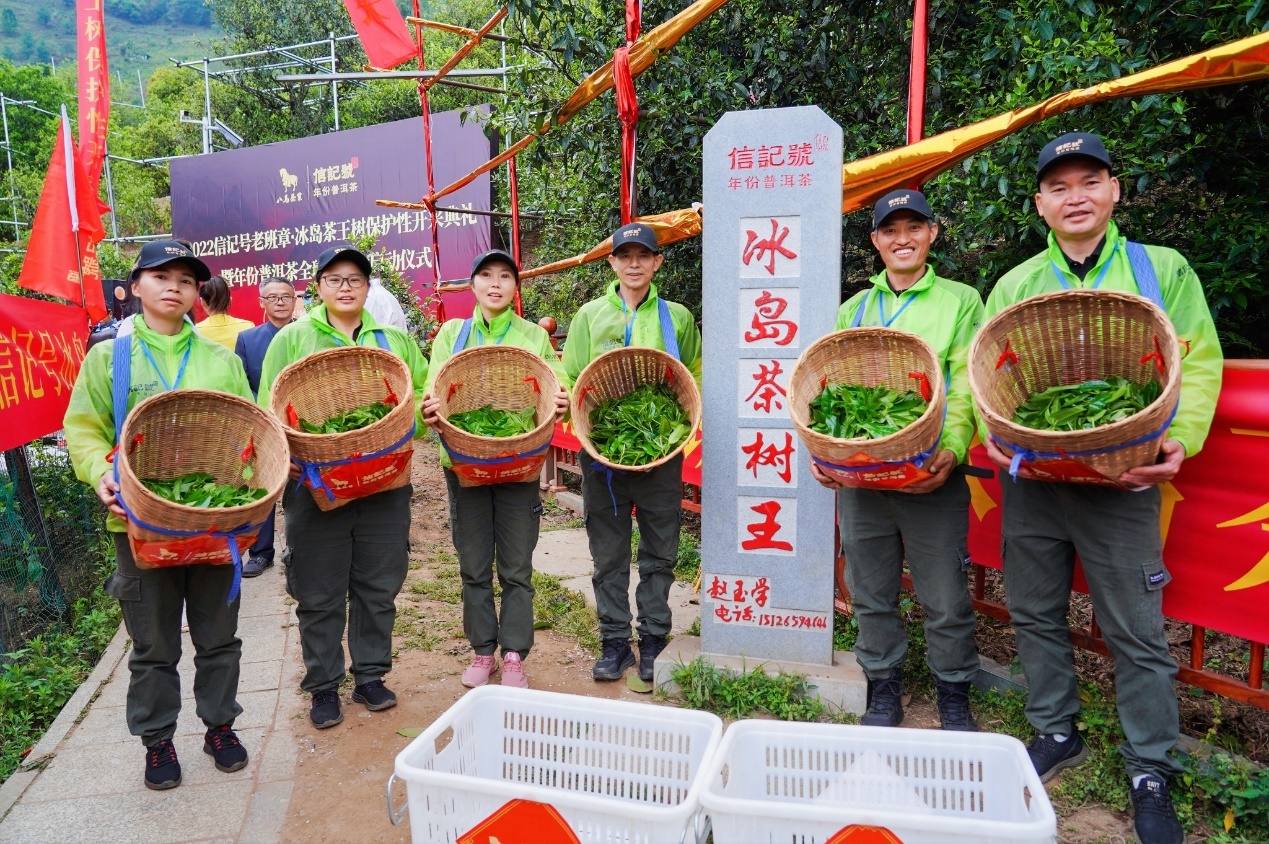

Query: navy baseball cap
[[130, 240, 211, 282], [872, 189, 934, 230], [313, 245, 372, 282], [1036, 132, 1113, 182], [610, 222, 661, 254], [470, 249, 520, 282]]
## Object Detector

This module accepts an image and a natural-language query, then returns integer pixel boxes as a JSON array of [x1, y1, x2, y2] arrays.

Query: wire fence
[[0, 440, 112, 657]]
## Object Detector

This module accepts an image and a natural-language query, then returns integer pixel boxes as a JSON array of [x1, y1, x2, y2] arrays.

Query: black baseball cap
[[313, 245, 372, 282], [872, 189, 934, 230], [130, 240, 211, 282], [470, 249, 520, 283], [1036, 132, 1113, 182], [610, 222, 661, 254]]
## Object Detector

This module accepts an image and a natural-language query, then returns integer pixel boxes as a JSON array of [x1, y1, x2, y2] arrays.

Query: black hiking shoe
[[637, 634, 666, 683], [352, 679, 397, 711], [933, 677, 979, 732], [1027, 732, 1089, 782], [861, 671, 904, 727], [241, 555, 273, 577], [592, 638, 635, 681], [1131, 775, 1183, 844], [144, 738, 181, 790], [309, 689, 343, 729], [203, 725, 249, 773]]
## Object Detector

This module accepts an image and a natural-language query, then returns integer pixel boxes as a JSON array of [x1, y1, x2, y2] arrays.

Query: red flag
[[18, 116, 107, 323], [342, 0, 417, 69], [0, 293, 89, 451], [77, 0, 109, 194]]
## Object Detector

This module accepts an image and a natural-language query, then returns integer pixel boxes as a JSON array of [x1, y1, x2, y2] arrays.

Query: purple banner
[[171, 108, 492, 323]]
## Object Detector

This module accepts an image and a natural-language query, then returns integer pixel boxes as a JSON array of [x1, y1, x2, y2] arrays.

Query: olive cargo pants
[[580, 451, 682, 641], [836, 473, 980, 683], [107, 533, 243, 746], [1001, 478, 1181, 779], [444, 470, 541, 659], [282, 482, 411, 694]]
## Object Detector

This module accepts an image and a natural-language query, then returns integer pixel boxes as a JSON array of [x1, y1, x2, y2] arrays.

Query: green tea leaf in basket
[[588, 383, 691, 466], [447, 404, 537, 438], [298, 401, 394, 434], [142, 472, 268, 508], [1012, 376, 1161, 432], [807, 383, 928, 440]]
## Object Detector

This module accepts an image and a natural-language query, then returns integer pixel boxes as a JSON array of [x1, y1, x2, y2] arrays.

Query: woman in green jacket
[[257, 245, 428, 730], [422, 249, 568, 689], [64, 240, 253, 791]]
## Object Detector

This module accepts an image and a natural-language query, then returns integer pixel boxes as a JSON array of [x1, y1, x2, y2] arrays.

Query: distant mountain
[[0, 2, 220, 95]]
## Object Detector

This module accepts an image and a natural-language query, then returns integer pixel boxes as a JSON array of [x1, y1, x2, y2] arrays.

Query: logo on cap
[[622, 227, 642, 237], [1054, 139, 1085, 155], [164, 246, 187, 255], [888, 195, 910, 208]]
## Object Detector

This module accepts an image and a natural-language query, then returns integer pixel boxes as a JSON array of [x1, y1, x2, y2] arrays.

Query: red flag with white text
[[342, 0, 417, 69], [17, 118, 106, 323]]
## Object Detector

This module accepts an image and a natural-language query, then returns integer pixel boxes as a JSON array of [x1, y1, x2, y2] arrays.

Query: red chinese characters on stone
[[742, 290, 798, 346], [707, 576, 730, 601], [741, 430, 795, 484], [741, 501, 794, 552], [743, 360, 788, 413], [727, 142, 811, 170], [742, 221, 798, 278]]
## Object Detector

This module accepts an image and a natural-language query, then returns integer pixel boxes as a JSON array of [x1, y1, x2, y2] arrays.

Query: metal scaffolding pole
[[330, 32, 340, 132], [103, 140, 120, 242]]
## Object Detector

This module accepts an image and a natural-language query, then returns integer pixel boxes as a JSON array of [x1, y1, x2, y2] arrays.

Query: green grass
[[668, 657, 825, 722]]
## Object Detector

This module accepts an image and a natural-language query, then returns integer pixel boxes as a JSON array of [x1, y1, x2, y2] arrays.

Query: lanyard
[[1050, 240, 1119, 291], [850, 286, 916, 329], [621, 298, 637, 347], [135, 336, 191, 392]]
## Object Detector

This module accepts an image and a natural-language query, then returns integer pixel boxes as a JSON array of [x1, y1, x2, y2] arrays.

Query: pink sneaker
[[461, 654, 496, 688], [500, 652, 528, 688]]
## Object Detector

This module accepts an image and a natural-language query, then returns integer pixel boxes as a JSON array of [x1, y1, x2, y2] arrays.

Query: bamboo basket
[[431, 345, 560, 487], [571, 347, 701, 472], [269, 346, 416, 510], [969, 289, 1181, 486], [789, 328, 946, 489], [116, 389, 289, 569]]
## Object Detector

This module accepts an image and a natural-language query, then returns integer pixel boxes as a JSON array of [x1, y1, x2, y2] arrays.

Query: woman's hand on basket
[[809, 459, 844, 490], [97, 472, 126, 518], [421, 394, 443, 432], [1119, 438, 1186, 488], [553, 387, 569, 421], [898, 449, 957, 494]]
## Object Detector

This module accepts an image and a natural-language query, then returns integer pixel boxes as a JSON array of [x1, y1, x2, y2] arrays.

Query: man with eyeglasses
[[258, 245, 428, 729], [234, 276, 298, 577]]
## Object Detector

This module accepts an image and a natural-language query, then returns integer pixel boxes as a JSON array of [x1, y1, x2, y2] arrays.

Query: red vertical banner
[[77, 0, 109, 193]]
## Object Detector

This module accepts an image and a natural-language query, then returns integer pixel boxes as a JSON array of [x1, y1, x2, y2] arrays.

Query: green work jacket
[[986, 220, 1223, 457], [424, 307, 567, 467], [257, 303, 428, 435], [835, 266, 984, 463], [64, 316, 253, 533], [560, 282, 703, 390]]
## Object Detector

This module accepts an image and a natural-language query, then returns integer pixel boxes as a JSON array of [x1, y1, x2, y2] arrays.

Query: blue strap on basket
[[110, 333, 250, 604], [810, 399, 948, 475], [589, 460, 626, 517], [293, 423, 417, 502], [994, 403, 1178, 481], [439, 437, 551, 468]]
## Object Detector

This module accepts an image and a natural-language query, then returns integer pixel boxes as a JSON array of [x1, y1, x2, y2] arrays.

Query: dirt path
[[277, 450, 1188, 844]]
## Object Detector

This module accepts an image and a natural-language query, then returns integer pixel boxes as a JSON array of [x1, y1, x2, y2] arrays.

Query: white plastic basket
[[700, 721, 1057, 844], [388, 686, 724, 844]]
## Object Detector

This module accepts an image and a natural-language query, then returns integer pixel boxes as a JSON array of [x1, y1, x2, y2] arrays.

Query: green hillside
[[0, 2, 219, 98]]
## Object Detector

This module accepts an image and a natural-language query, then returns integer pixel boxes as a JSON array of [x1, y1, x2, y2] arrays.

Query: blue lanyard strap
[[330, 327, 389, 349], [475, 317, 513, 347], [851, 286, 916, 329], [620, 295, 680, 361], [136, 335, 192, 393], [1050, 240, 1119, 291]]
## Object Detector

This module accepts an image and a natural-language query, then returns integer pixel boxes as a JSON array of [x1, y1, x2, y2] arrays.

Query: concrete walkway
[[0, 563, 302, 844], [0, 527, 677, 843]]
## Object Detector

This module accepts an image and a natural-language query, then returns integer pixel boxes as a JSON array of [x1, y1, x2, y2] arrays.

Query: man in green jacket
[[984, 132, 1222, 844], [561, 223, 702, 682], [810, 189, 983, 731], [258, 245, 428, 729]]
